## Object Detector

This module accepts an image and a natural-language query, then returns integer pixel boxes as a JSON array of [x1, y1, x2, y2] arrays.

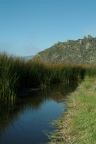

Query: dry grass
[[49, 77, 96, 144]]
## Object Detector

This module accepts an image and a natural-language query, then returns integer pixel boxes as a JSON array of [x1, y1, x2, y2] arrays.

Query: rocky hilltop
[[34, 35, 96, 64]]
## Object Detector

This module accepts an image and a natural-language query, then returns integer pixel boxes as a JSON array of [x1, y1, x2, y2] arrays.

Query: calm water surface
[[0, 82, 78, 144]]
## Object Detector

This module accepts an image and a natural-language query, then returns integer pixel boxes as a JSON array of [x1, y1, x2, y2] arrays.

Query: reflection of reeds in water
[[0, 81, 79, 134], [0, 53, 96, 99]]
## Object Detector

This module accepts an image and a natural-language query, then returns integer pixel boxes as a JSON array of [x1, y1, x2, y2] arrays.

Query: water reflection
[[0, 81, 79, 144]]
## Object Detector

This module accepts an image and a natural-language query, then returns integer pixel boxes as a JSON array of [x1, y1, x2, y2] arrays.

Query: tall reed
[[0, 53, 95, 99]]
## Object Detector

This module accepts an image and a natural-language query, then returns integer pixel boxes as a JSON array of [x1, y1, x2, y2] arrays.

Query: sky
[[0, 0, 96, 56]]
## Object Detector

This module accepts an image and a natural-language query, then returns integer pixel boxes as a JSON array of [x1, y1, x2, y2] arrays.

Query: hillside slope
[[34, 35, 96, 64]]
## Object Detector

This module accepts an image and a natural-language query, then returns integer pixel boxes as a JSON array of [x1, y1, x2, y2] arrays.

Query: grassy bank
[[0, 53, 86, 99], [49, 77, 96, 144]]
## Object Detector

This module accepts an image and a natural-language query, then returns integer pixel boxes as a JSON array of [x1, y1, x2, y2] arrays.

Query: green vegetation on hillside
[[35, 35, 96, 64]]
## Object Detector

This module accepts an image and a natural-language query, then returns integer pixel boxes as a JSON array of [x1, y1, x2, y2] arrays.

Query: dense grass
[[49, 77, 96, 144], [0, 53, 95, 99]]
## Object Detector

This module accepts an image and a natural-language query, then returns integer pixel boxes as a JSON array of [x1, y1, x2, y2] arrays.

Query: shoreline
[[49, 77, 96, 144]]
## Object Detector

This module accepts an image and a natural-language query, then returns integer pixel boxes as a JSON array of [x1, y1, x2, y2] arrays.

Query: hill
[[34, 35, 96, 64]]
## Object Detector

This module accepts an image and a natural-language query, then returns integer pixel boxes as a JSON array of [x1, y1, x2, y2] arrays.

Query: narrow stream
[[0, 82, 78, 144]]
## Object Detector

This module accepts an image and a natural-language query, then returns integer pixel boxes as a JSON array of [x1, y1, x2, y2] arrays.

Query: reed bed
[[0, 53, 95, 99]]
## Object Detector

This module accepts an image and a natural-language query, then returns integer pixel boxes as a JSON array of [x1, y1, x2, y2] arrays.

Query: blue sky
[[0, 0, 96, 56]]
